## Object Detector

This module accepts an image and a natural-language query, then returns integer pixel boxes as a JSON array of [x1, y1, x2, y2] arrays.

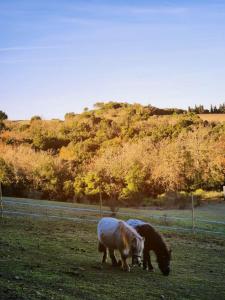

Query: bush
[[30, 115, 42, 122], [193, 189, 223, 200], [32, 135, 69, 151], [0, 110, 8, 120], [0, 158, 13, 185], [157, 191, 191, 209], [141, 196, 166, 207], [0, 122, 6, 132]]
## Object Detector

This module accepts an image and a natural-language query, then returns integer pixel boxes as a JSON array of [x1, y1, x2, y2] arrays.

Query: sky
[[1, 0, 225, 120]]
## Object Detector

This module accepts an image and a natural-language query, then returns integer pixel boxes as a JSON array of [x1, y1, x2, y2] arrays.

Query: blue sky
[[1, 0, 225, 119]]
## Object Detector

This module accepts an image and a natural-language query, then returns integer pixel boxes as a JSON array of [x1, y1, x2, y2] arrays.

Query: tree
[[0, 110, 8, 121], [64, 112, 76, 120], [121, 163, 145, 205], [30, 115, 42, 122]]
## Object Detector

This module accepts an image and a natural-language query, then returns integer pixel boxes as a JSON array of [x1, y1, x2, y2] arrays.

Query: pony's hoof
[[124, 268, 130, 272], [117, 260, 122, 267], [102, 260, 107, 264], [112, 263, 118, 267], [123, 266, 130, 272]]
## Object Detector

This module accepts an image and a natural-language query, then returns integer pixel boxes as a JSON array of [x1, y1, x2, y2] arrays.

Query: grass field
[[198, 114, 225, 122], [1, 200, 225, 299], [3, 197, 225, 235]]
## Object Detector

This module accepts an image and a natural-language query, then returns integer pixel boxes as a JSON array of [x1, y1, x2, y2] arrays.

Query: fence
[[2, 197, 225, 237]]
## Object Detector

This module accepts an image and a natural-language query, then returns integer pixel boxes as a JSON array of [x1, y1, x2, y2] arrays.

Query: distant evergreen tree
[[188, 103, 225, 114], [0, 110, 8, 120], [210, 104, 213, 113]]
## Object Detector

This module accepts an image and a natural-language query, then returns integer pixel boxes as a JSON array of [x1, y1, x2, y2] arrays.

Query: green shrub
[[193, 189, 223, 200], [31, 115, 42, 122], [157, 191, 191, 209], [141, 196, 166, 207]]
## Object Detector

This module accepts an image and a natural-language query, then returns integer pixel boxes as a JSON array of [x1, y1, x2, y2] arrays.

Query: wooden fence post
[[223, 186, 225, 201], [0, 182, 3, 218], [99, 190, 102, 218], [191, 194, 195, 232]]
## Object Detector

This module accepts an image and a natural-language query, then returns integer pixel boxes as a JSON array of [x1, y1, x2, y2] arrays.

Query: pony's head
[[118, 221, 144, 266], [157, 248, 172, 276], [130, 236, 144, 266]]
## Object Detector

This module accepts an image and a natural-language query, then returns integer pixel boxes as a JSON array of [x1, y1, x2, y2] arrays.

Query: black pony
[[127, 220, 172, 276]]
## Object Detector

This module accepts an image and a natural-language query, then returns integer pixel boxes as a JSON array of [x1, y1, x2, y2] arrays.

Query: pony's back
[[98, 217, 142, 240], [98, 217, 119, 240], [127, 219, 168, 251], [127, 219, 146, 228]]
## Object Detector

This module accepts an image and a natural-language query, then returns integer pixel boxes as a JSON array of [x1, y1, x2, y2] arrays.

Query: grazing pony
[[97, 217, 144, 272], [127, 219, 171, 276]]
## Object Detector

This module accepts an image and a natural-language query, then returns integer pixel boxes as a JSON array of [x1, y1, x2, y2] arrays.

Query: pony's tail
[[98, 242, 106, 253]]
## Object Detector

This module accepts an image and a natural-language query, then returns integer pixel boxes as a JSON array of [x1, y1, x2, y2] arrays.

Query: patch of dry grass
[[198, 114, 225, 122]]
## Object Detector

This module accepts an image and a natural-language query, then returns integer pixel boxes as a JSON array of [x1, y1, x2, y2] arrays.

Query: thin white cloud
[[0, 57, 79, 64], [128, 6, 188, 15], [59, 16, 95, 26], [65, 3, 189, 15], [59, 4, 188, 26], [0, 46, 62, 52]]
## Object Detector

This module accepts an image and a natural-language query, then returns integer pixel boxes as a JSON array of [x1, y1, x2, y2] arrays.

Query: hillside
[[0, 102, 225, 207]]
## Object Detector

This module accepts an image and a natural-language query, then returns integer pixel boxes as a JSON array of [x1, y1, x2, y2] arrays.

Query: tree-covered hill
[[0, 102, 225, 207]]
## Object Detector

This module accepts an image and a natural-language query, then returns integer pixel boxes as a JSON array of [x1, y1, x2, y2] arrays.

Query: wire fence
[[2, 197, 225, 237]]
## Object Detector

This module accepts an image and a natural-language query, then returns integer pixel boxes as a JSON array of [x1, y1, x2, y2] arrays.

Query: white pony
[[97, 217, 144, 271]]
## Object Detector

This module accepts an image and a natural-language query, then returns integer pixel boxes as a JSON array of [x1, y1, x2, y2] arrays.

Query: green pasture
[[2, 197, 225, 235], [1, 209, 225, 299]]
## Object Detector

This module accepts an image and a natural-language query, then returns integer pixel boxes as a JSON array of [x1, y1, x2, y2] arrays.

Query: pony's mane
[[140, 224, 170, 257], [124, 221, 143, 239], [117, 220, 143, 252], [120, 220, 143, 240]]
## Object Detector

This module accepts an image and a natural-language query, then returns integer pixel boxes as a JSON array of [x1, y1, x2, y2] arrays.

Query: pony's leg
[[143, 250, 153, 271], [143, 250, 148, 270], [109, 248, 118, 267], [102, 248, 107, 263], [120, 254, 130, 272], [98, 242, 107, 264], [148, 252, 154, 271]]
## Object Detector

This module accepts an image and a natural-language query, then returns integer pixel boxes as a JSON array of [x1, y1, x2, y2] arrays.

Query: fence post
[[99, 190, 102, 218], [223, 186, 225, 201], [0, 182, 3, 218], [191, 193, 195, 232]]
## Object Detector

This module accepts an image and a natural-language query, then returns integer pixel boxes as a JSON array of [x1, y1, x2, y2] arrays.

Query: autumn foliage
[[0, 103, 224, 207]]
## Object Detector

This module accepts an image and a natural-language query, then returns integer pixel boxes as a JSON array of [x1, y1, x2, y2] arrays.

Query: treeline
[[188, 103, 225, 114], [0, 102, 225, 208]]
